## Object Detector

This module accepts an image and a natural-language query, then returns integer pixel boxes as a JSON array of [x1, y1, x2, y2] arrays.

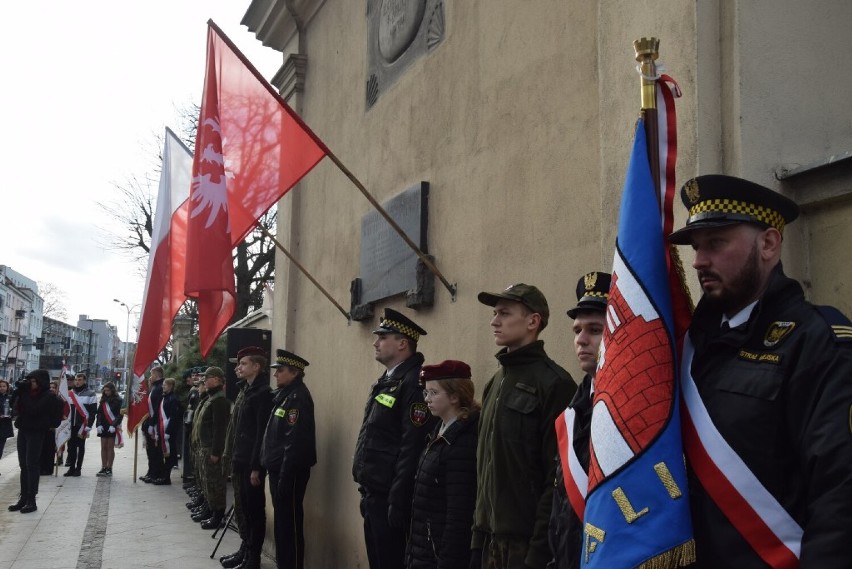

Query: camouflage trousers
[[195, 447, 227, 510]]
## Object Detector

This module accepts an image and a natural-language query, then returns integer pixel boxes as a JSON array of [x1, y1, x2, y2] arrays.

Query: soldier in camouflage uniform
[[191, 367, 231, 529]]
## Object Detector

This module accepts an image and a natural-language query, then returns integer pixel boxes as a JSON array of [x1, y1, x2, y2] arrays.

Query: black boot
[[186, 495, 205, 509], [201, 509, 225, 529], [8, 495, 26, 512], [235, 552, 260, 569], [191, 506, 212, 522], [220, 542, 247, 568], [20, 496, 37, 514]]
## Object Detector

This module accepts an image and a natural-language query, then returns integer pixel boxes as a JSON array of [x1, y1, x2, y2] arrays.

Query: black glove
[[469, 548, 483, 569], [387, 504, 406, 529]]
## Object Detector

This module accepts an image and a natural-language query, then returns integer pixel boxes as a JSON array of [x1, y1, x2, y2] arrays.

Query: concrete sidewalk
[[0, 436, 249, 569]]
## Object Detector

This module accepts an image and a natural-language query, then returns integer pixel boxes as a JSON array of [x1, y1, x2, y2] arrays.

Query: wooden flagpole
[[323, 152, 457, 301], [260, 226, 351, 320], [634, 37, 661, 190]]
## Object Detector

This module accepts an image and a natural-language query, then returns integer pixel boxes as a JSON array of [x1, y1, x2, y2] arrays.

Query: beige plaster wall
[[255, 0, 852, 565]]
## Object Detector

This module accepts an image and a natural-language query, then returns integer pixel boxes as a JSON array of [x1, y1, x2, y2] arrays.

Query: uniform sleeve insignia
[[410, 402, 429, 426], [763, 321, 796, 348], [817, 306, 852, 343], [274, 407, 286, 418], [287, 409, 299, 425]]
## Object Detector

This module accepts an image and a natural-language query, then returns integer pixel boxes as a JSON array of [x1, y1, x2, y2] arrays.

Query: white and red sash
[[680, 336, 803, 568], [158, 399, 170, 455], [101, 400, 124, 447], [554, 407, 588, 519], [68, 390, 94, 437]]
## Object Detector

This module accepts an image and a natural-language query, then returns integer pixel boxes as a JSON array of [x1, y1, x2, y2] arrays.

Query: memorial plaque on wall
[[366, 0, 446, 108], [351, 182, 433, 320]]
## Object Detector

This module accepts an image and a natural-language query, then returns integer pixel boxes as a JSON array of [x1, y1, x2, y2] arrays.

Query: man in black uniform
[[353, 308, 434, 569], [220, 347, 274, 569], [261, 349, 316, 569], [548, 272, 610, 569], [668, 174, 852, 567], [140, 366, 165, 483]]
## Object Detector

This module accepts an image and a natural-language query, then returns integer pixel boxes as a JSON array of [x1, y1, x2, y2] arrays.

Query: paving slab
[[0, 435, 267, 569]]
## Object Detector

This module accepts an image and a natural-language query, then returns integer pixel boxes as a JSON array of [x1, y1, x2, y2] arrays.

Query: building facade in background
[[0, 265, 44, 381], [237, 1, 852, 566]]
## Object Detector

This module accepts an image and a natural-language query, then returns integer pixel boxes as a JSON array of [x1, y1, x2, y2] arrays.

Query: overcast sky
[[0, 2, 281, 342]]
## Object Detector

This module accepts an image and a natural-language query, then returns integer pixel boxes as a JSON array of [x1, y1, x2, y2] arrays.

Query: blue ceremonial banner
[[581, 119, 694, 567]]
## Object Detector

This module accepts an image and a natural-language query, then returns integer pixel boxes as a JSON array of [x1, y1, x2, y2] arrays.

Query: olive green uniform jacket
[[472, 340, 576, 569]]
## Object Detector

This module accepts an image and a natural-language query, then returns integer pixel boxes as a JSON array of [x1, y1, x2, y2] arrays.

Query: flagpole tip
[[633, 37, 660, 62]]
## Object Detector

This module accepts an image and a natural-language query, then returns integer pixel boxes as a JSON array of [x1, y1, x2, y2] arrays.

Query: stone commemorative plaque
[[366, 0, 446, 108], [351, 182, 433, 319]]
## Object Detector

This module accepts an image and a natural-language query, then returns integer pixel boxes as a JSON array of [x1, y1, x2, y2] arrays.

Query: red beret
[[229, 346, 267, 363], [420, 360, 472, 384]]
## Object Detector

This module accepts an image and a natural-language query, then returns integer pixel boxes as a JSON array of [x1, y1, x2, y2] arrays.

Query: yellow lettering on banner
[[584, 523, 605, 563], [375, 393, 396, 408], [612, 487, 649, 523], [654, 462, 683, 499]]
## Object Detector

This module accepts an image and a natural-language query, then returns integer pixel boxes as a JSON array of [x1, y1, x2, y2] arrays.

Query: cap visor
[[477, 292, 504, 307], [668, 220, 741, 245]]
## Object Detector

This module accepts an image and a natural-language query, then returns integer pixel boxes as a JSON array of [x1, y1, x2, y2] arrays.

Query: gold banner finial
[[633, 37, 660, 110]]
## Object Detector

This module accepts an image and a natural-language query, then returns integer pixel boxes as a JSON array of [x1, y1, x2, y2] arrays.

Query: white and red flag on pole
[[55, 359, 72, 449], [186, 21, 329, 357], [127, 128, 193, 434]]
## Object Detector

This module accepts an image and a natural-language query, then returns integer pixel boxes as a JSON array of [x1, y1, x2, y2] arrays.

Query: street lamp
[[113, 299, 140, 377]]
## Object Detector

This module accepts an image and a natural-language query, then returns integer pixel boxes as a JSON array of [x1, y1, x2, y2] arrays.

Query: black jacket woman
[[0, 380, 14, 459], [406, 360, 480, 569], [95, 381, 124, 476], [9, 369, 61, 513]]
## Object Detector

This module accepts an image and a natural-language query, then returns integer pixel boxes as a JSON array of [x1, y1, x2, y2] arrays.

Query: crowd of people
[[4, 175, 852, 568]]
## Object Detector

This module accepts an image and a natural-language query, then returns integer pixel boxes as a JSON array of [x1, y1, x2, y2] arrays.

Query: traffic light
[[115, 372, 122, 380], [35, 337, 45, 350]]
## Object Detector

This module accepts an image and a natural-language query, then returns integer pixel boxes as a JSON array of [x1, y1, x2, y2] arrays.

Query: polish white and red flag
[[186, 21, 328, 357], [127, 128, 193, 434], [55, 359, 72, 449]]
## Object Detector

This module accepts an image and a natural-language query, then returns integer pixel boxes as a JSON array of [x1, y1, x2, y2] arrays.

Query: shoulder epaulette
[[816, 305, 852, 343]]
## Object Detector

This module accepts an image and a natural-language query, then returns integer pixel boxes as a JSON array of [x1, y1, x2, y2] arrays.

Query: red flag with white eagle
[[186, 21, 329, 357]]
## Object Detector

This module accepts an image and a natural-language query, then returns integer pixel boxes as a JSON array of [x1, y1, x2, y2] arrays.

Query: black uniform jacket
[[230, 376, 274, 471], [261, 377, 317, 476], [142, 379, 164, 432], [548, 374, 592, 569], [353, 352, 435, 511], [95, 396, 123, 436], [688, 265, 852, 568], [15, 378, 59, 434], [159, 391, 181, 443], [69, 384, 97, 431], [406, 410, 479, 569]]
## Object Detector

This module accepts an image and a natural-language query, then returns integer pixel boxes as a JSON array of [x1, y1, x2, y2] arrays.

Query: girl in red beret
[[407, 360, 480, 569]]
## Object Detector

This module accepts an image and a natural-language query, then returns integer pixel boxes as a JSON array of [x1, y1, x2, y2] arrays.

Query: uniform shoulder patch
[[287, 409, 299, 425], [763, 321, 796, 348], [410, 402, 429, 426], [816, 305, 852, 343]]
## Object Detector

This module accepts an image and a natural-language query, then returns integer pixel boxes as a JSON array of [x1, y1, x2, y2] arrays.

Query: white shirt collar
[[722, 300, 758, 329]]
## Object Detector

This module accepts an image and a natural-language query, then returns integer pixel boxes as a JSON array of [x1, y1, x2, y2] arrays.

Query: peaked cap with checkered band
[[372, 308, 427, 343], [668, 175, 799, 245]]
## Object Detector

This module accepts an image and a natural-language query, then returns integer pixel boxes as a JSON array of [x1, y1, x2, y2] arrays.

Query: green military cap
[[478, 283, 550, 330]]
